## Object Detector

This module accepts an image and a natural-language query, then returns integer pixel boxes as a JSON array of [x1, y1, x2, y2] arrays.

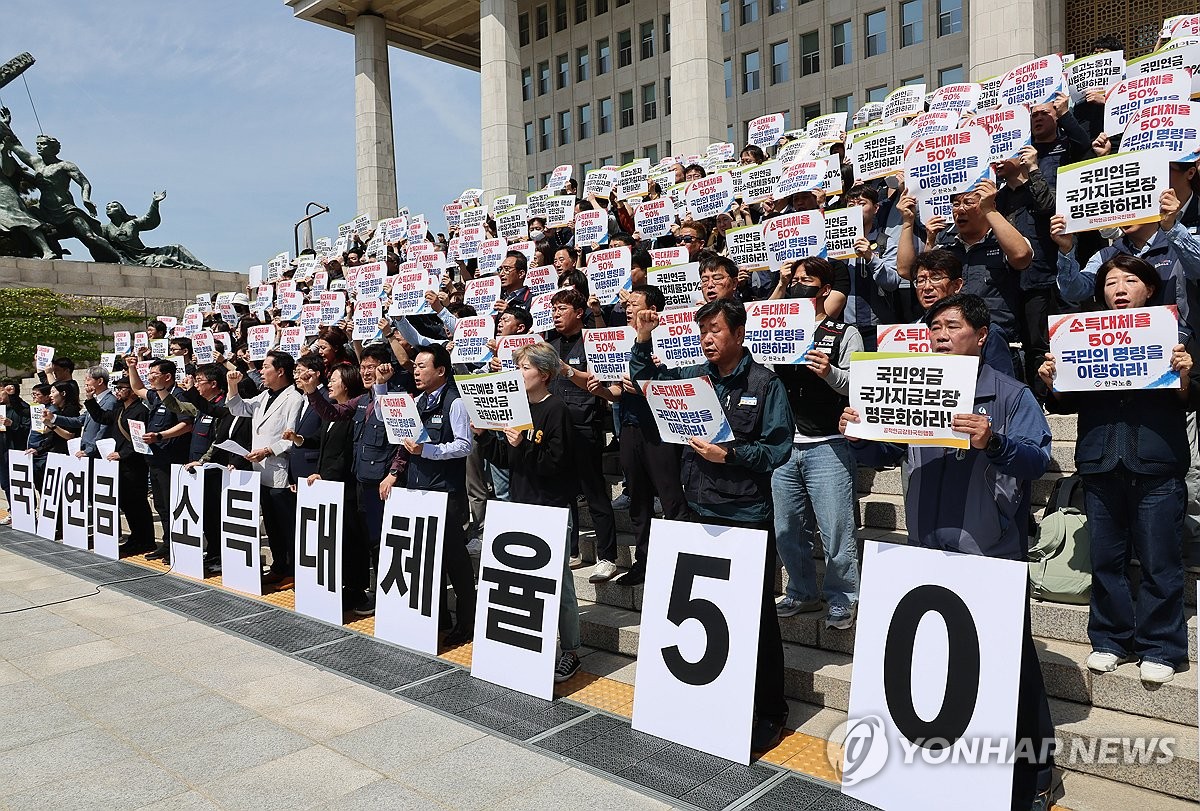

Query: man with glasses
[[674, 221, 706, 261], [840, 184, 906, 350], [553, 247, 588, 296], [493, 251, 533, 314]]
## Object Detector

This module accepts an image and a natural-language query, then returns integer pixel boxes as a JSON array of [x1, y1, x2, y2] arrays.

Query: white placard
[[685, 173, 736, 219], [843, 542, 1026, 811], [847, 352, 978, 449], [585, 246, 632, 306], [632, 518, 767, 764], [451, 316, 495, 364], [91, 458, 120, 560], [58, 454, 90, 550], [294, 478, 345, 624], [634, 197, 677, 239], [1065, 51, 1126, 103], [544, 195, 576, 228], [807, 112, 849, 142], [526, 265, 557, 297], [876, 324, 932, 353], [497, 334, 544, 371], [851, 126, 913, 182], [375, 488, 447, 655], [883, 84, 926, 122], [221, 469, 262, 596], [929, 83, 982, 113], [464, 275, 502, 314], [247, 324, 276, 362], [616, 159, 651, 201], [744, 298, 817, 364], [7, 450, 37, 533], [1056, 149, 1169, 234], [454, 370, 534, 431], [113, 331, 131, 354], [643, 377, 733, 444], [762, 210, 827, 271], [584, 168, 617, 198], [389, 267, 437, 317], [970, 105, 1032, 164], [649, 247, 688, 268], [352, 299, 383, 342], [651, 307, 705, 369], [826, 206, 865, 260], [773, 160, 824, 200], [301, 304, 322, 337], [1048, 305, 1180, 392], [1121, 101, 1200, 162], [128, 419, 152, 455], [547, 164, 573, 192], [36, 452, 66, 540], [477, 237, 509, 277], [998, 54, 1064, 107], [192, 331, 215, 364], [378, 393, 429, 444], [471, 500, 569, 700], [279, 326, 304, 359], [725, 224, 769, 272], [583, 327, 635, 382], [1104, 71, 1186, 136], [737, 161, 783, 205], [319, 292, 347, 327], [574, 210, 609, 247], [747, 113, 786, 148], [909, 110, 962, 142], [169, 464, 206, 579], [35, 344, 55, 372], [904, 125, 992, 202]]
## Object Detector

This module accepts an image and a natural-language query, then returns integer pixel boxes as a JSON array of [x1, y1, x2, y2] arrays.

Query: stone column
[[480, 0, 526, 205], [354, 13, 398, 221], [970, 0, 1066, 79], [669, 0, 726, 157]]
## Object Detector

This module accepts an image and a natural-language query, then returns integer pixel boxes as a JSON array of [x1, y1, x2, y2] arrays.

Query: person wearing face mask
[[768, 258, 863, 630]]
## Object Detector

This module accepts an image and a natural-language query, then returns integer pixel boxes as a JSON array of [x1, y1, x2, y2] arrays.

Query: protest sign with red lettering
[[301, 304, 321, 336], [1057, 149, 1169, 233], [762, 210, 827, 270], [455, 369, 533, 431], [685, 172, 735, 219], [133, 331, 149, 352], [651, 306, 704, 368], [647, 262, 702, 311], [1121, 101, 1200, 161], [1049, 306, 1180, 391], [529, 291, 555, 332], [574, 209, 610, 247], [352, 299, 382, 341], [450, 316, 494, 364], [745, 299, 817, 364], [497, 333, 544, 371], [616, 158, 652, 200], [463, 275, 502, 314], [929, 83, 982, 113], [726, 224, 769, 272], [772, 160, 824, 199], [806, 112, 848, 143], [853, 101, 884, 126], [909, 110, 962, 141], [971, 105, 1032, 163], [408, 215, 430, 245], [876, 324, 931, 353], [388, 267, 435, 317], [649, 246, 687, 267], [496, 205, 529, 241], [443, 201, 463, 230], [707, 142, 736, 161], [822, 155, 844, 197], [1126, 41, 1200, 98], [34, 344, 54, 372], [1065, 51, 1126, 103], [191, 330, 216, 364], [1104, 71, 1187, 136], [586, 246, 633, 305], [777, 138, 826, 168], [1162, 37, 1200, 98], [247, 325, 276, 362], [904, 125, 992, 203], [457, 224, 486, 260], [635, 197, 678, 238], [378, 393, 429, 444], [279, 326, 303, 359], [319, 291, 346, 326], [851, 126, 913, 182], [737, 160, 782, 205], [847, 352, 978, 448], [583, 326, 636, 382], [643, 377, 733, 445], [1166, 13, 1200, 38], [748, 113, 786, 148], [311, 270, 328, 294], [883, 84, 926, 122], [998, 54, 1064, 107], [477, 238, 509, 277], [254, 284, 273, 312], [825, 206, 865, 260], [547, 164, 573, 192], [355, 262, 386, 300], [544, 194, 576, 228], [526, 264, 557, 296], [278, 292, 303, 322], [113, 331, 131, 355]]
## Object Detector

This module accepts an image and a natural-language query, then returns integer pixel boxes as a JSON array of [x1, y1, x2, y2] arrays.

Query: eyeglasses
[[914, 274, 951, 287], [498, 263, 519, 271]]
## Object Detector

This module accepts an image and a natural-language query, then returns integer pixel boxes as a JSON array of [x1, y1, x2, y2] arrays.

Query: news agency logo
[[827, 716, 890, 786]]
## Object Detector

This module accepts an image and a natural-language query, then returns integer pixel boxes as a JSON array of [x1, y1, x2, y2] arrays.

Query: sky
[[1, 1, 482, 274]]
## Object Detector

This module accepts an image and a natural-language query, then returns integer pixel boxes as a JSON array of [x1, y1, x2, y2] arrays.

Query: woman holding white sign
[[1039, 255, 1197, 684]]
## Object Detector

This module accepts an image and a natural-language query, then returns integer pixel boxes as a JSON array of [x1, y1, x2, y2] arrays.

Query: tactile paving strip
[[160, 589, 274, 624], [220, 608, 351, 652]]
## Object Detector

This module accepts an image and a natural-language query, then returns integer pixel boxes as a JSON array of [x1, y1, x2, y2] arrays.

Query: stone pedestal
[[355, 13, 399, 221], [668, 0, 726, 158], [479, 0, 526, 204]]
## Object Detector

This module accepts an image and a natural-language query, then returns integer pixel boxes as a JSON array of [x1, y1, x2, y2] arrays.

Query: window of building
[[599, 97, 613, 133], [540, 171, 551, 186], [743, 50, 761, 92], [539, 116, 552, 150], [528, 176, 537, 192], [642, 82, 657, 121], [525, 122, 534, 155], [770, 0, 787, 13], [782, 111, 792, 130], [902, 75, 924, 86], [537, 61, 550, 95], [522, 68, 532, 101], [597, 38, 611, 73], [519, 13, 530, 47], [558, 110, 571, 145], [579, 104, 592, 139], [577, 47, 590, 82], [640, 20, 655, 59], [801, 103, 821, 125], [865, 10, 886, 57], [595, 0, 607, 14], [664, 140, 670, 154], [580, 161, 594, 178], [938, 0, 962, 36], [663, 15, 670, 51], [554, 0, 567, 31], [536, 5, 548, 39], [900, 0, 923, 47], [727, 124, 734, 143], [742, 0, 759, 25], [832, 94, 853, 113], [556, 54, 569, 89], [600, 156, 613, 166], [720, 0, 731, 32], [575, 0, 587, 24], [619, 90, 634, 128], [938, 64, 965, 85], [620, 150, 635, 164], [832, 21, 852, 66], [866, 84, 888, 102], [618, 30, 632, 67], [724, 58, 733, 98], [801, 31, 820, 75], [645, 145, 659, 163], [664, 76, 671, 115], [771, 40, 789, 84]]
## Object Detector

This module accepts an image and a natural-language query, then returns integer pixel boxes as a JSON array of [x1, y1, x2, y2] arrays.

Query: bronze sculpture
[[103, 192, 207, 269]]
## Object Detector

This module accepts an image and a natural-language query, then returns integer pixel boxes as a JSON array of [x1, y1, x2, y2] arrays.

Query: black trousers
[[568, 426, 617, 561], [119, 463, 155, 546], [148, 464, 172, 547], [201, 468, 222, 562], [685, 511, 789, 723], [341, 481, 371, 595], [1021, 287, 1057, 401], [261, 485, 296, 575], [618, 424, 689, 572], [440, 490, 477, 630]]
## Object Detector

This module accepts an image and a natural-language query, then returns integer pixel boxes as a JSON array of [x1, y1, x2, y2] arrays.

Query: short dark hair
[[678, 220, 709, 242], [265, 350, 296, 380], [505, 250, 528, 273], [150, 358, 176, 377], [330, 362, 365, 397], [740, 144, 767, 163], [699, 254, 738, 279], [609, 231, 636, 247], [695, 298, 747, 331], [195, 363, 227, 393], [913, 249, 964, 280], [631, 250, 654, 271], [50, 357, 75, 373], [629, 284, 666, 311], [1093, 254, 1159, 303], [684, 163, 707, 178], [1093, 34, 1123, 52], [504, 306, 533, 332], [845, 184, 880, 205], [416, 343, 453, 377], [798, 257, 835, 289], [32, 383, 51, 396], [147, 320, 168, 335], [295, 354, 326, 381], [924, 292, 990, 330], [555, 246, 578, 262], [550, 288, 586, 311], [359, 343, 393, 365], [169, 336, 192, 353]]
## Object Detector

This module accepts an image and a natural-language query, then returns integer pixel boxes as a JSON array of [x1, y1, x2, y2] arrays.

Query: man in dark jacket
[[87, 376, 156, 556]]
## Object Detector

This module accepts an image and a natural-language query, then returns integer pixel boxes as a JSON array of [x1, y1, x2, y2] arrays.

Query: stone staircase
[[576, 410, 1200, 809]]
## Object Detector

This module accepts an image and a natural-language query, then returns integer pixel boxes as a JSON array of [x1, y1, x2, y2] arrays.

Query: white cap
[[231, 293, 250, 306]]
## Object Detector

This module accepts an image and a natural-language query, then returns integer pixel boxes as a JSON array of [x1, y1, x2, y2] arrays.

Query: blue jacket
[[51, 388, 116, 456], [852, 363, 1051, 561]]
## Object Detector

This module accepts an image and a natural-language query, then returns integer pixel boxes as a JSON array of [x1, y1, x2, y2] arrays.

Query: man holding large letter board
[[841, 293, 1055, 810], [631, 297, 793, 753]]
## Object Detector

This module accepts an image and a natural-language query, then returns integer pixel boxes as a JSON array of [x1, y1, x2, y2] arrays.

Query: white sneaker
[[1085, 651, 1126, 673], [589, 559, 619, 583], [1140, 660, 1175, 684], [568, 555, 584, 569]]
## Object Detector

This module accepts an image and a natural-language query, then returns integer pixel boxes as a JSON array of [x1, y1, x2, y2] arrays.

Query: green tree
[[0, 288, 142, 373]]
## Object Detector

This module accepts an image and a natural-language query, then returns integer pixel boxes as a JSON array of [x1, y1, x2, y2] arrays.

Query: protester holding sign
[[84, 375, 156, 556], [1040, 255, 1198, 685], [841, 293, 1055, 809], [631, 298, 792, 753]]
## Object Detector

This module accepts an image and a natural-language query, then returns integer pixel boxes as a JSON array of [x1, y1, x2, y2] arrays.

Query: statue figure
[[0, 112, 54, 259], [103, 191, 208, 268]]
